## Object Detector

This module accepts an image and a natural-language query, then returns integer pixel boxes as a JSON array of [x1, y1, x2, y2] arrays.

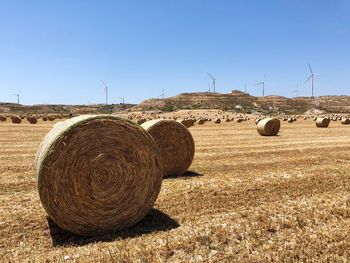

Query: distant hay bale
[[287, 118, 294, 123], [0, 116, 6, 122], [141, 119, 195, 178], [28, 116, 38, 124], [137, 118, 147, 125], [197, 119, 205, 125], [214, 118, 221, 124], [256, 118, 280, 136], [316, 117, 330, 128], [48, 116, 56, 121], [177, 119, 194, 128], [42, 116, 48, 121], [36, 115, 163, 236], [341, 118, 350, 125], [237, 118, 243, 123], [11, 115, 22, 124]]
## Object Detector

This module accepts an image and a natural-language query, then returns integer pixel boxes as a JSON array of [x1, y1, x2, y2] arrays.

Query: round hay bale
[[341, 118, 350, 125], [36, 115, 163, 236], [197, 119, 205, 125], [256, 118, 280, 136], [137, 118, 147, 125], [315, 117, 330, 128], [42, 116, 48, 121], [28, 116, 38, 124], [177, 119, 194, 128], [287, 118, 293, 123], [214, 118, 221, 124], [0, 116, 6, 122], [11, 115, 22, 124], [48, 116, 56, 121], [141, 119, 195, 178]]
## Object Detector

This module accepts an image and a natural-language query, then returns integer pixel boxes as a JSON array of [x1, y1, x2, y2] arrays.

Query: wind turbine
[[159, 88, 165, 99], [101, 80, 109, 105], [244, 83, 247, 93], [255, 74, 266, 96], [292, 84, 299, 97], [305, 64, 319, 97], [207, 72, 216, 92], [119, 97, 125, 104], [13, 93, 20, 104]]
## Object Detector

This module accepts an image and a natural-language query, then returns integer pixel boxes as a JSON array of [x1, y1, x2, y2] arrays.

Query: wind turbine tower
[[207, 72, 216, 93], [255, 74, 266, 96], [159, 88, 165, 99], [292, 84, 299, 97], [101, 80, 109, 105], [13, 93, 20, 104], [305, 64, 319, 97]]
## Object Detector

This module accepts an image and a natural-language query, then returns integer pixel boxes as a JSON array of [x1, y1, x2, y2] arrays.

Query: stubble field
[[1, 116, 350, 262]]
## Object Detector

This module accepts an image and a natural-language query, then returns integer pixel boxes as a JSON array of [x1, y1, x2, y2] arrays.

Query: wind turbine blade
[[255, 82, 263, 86], [101, 80, 107, 87], [308, 64, 313, 74], [207, 72, 215, 79], [305, 75, 312, 83], [313, 73, 320, 76]]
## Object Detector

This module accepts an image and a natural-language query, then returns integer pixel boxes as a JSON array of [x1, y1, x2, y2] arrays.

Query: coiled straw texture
[[257, 118, 280, 136], [142, 119, 195, 178], [36, 115, 163, 236]]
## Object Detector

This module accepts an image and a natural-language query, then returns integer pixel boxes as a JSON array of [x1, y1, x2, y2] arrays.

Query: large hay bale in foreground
[[256, 118, 280, 136], [36, 115, 163, 236], [142, 119, 195, 178], [316, 117, 330, 128], [11, 115, 22, 124]]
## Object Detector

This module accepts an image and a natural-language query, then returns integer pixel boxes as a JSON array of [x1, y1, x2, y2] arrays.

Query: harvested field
[[1, 115, 350, 262]]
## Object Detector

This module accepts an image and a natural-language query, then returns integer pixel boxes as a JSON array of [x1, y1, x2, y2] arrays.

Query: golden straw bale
[[142, 119, 195, 178], [316, 117, 330, 128], [11, 115, 22, 124], [177, 119, 195, 128], [341, 118, 350, 125], [28, 116, 38, 124], [256, 118, 280, 136], [36, 115, 163, 236], [197, 119, 205, 125]]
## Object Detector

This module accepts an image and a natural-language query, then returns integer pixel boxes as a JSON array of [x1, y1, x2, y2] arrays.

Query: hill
[[0, 103, 135, 115], [134, 90, 350, 114], [1, 91, 350, 115]]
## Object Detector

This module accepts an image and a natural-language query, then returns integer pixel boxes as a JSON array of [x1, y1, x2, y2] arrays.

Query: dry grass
[[1, 116, 350, 262]]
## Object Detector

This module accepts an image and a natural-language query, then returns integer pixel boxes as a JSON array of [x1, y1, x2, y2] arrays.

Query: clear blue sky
[[1, 0, 349, 105]]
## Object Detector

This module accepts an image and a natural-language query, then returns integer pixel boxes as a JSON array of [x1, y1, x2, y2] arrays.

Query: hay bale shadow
[[48, 209, 179, 247], [166, 170, 204, 180]]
